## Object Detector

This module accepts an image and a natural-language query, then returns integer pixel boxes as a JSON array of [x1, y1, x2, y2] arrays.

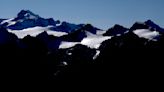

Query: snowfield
[[0, 18, 16, 26], [59, 31, 111, 49], [81, 36, 112, 49], [133, 29, 160, 41], [8, 26, 68, 38], [59, 42, 80, 49]]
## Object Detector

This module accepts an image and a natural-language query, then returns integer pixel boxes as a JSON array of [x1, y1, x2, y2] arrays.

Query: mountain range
[[0, 10, 163, 87]]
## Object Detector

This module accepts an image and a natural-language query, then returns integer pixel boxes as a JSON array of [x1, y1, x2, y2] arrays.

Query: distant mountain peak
[[144, 20, 158, 27], [81, 24, 100, 34], [103, 24, 128, 36], [16, 10, 40, 20], [130, 22, 149, 31], [145, 19, 154, 23], [112, 24, 127, 29], [54, 21, 84, 33], [145, 20, 164, 33]]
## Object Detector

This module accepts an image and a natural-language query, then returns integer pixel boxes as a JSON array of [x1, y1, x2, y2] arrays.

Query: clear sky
[[0, 0, 164, 29]]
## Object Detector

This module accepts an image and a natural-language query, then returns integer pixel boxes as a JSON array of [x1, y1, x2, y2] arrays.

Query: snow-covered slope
[[8, 26, 67, 39], [0, 18, 16, 26], [133, 29, 160, 41], [59, 31, 111, 49], [96, 30, 107, 35], [59, 42, 80, 49], [81, 35, 112, 49]]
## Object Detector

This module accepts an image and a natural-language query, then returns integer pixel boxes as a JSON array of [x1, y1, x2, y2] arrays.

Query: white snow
[[96, 30, 106, 35], [81, 36, 111, 49], [1, 18, 13, 24], [7, 21, 17, 26], [81, 32, 111, 49], [8, 26, 68, 39], [93, 50, 100, 60], [67, 52, 72, 55], [1, 18, 17, 26], [62, 62, 68, 66], [85, 31, 96, 37], [59, 41, 79, 49], [59, 32, 111, 49], [133, 29, 160, 41], [46, 30, 67, 37]]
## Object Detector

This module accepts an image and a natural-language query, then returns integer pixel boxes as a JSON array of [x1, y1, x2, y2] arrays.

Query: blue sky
[[0, 0, 164, 29]]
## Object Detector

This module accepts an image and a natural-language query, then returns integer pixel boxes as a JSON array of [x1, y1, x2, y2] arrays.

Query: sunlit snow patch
[[1, 18, 17, 26], [133, 29, 160, 41], [96, 30, 107, 35], [93, 50, 100, 60], [59, 41, 80, 49], [8, 26, 68, 39], [81, 36, 112, 49]]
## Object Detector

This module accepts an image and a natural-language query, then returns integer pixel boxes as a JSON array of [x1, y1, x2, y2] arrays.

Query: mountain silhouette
[[0, 10, 163, 87]]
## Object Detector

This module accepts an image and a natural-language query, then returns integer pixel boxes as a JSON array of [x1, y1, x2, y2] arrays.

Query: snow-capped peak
[[0, 10, 61, 30], [16, 10, 40, 20]]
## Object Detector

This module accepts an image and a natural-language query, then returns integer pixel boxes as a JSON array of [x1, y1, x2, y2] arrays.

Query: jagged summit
[[0, 10, 163, 42], [145, 20, 164, 33], [0, 10, 163, 84], [0, 10, 60, 30], [15, 10, 40, 20], [103, 24, 128, 36], [54, 21, 84, 33], [0, 10, 86, 32]]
